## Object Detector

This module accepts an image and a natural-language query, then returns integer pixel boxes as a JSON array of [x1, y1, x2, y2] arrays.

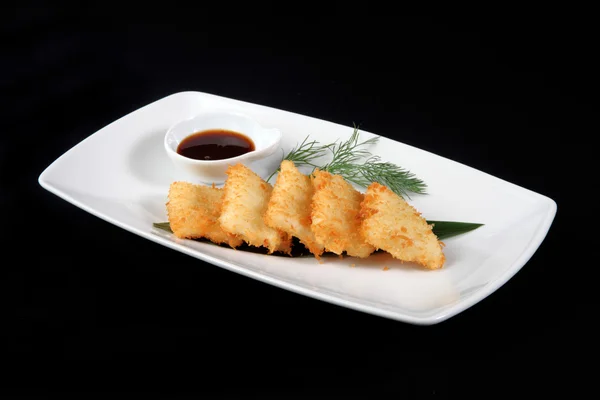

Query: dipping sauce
[[176, 129, 255, 161]]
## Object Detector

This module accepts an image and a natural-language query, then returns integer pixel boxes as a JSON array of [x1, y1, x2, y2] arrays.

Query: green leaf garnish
[[426, 220, 484, 240], [153, 222, 173, 233]]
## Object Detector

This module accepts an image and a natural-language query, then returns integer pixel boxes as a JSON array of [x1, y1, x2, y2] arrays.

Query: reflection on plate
[[38, 91, 557, 325]]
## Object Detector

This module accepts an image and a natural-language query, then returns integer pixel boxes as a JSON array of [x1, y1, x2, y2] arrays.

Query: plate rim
[[38, 90, 558, 325]]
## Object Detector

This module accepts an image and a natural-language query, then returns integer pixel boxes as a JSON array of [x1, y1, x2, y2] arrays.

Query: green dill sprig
[[266, 135, 331, 182], [266, 125, 427, 198], [329, 155, 427, 199], [320, 125, 379, 170], [321, 126, 427, 198]]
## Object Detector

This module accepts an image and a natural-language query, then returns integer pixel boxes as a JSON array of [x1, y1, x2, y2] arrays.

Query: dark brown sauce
[[177, 129, 255, 161]]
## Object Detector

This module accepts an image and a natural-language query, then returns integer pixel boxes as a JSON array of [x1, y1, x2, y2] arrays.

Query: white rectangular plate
[[38, 91, 557, 325]]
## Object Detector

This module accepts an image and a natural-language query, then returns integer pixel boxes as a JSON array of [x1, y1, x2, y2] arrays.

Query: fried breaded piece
[[310, 169, 375, 258], [264, 160, 324, 258], [219, 163, 292, 254], [166, 181, 243, 248], [360, 182, 445, 270]]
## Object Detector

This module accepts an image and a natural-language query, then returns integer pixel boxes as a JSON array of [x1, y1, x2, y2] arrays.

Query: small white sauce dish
[[164, 110, 282, 184]]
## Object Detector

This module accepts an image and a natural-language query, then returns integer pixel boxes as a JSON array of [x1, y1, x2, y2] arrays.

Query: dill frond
[[322, 126, 427, 198], [266, 135, 331, 182], [267, 125, 427, 198]]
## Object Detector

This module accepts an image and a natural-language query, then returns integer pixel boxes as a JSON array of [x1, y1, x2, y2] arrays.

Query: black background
[[2, 5, 594, 396]]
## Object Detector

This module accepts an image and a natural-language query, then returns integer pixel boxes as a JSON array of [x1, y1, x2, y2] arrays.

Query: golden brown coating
[[264, 160, 324, 258], [310, 169, 375, 258], [219, 163, 292, 254], [166, 181, 243, 248], [360, 182, 445, 270]]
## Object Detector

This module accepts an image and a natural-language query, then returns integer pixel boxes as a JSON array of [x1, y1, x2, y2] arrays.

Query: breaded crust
[[310, 169, 375, 258], [219, 163, 292, 254], [264, 160, 324, 258], [360, 182, 445, 270], [166, 181, 243, 248]]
